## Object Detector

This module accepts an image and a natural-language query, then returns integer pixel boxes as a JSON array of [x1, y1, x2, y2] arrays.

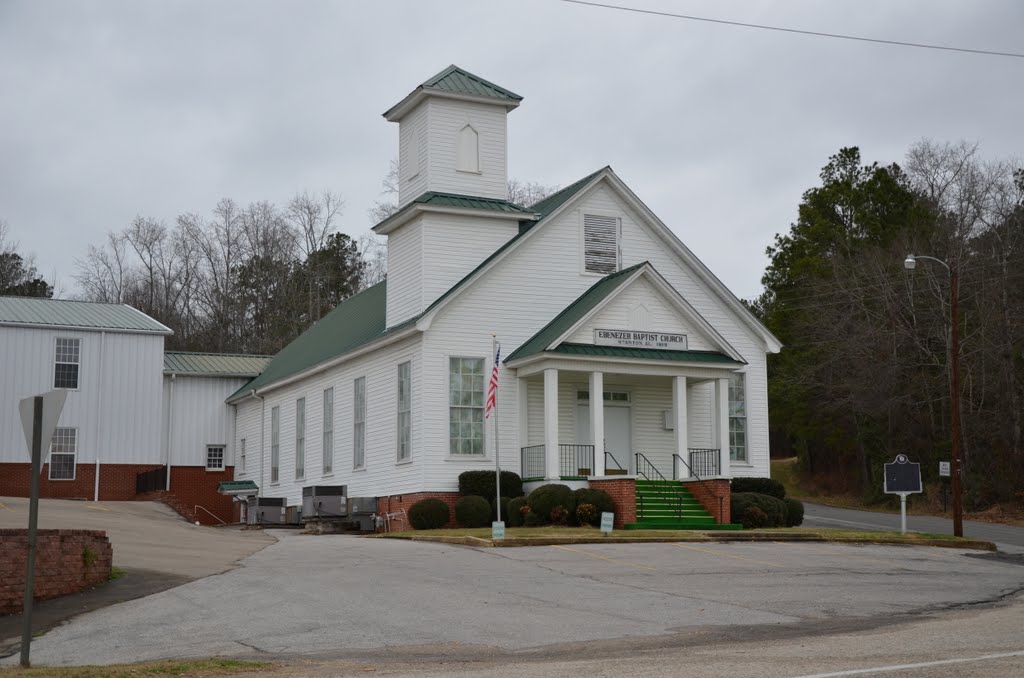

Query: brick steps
[[631, 480, 741, 531]]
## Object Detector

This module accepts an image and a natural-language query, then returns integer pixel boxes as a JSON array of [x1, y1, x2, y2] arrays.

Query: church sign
[[594, 329, 688, 351]]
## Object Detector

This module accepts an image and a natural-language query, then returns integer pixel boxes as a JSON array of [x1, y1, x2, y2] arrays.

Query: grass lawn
[[0, 659, 272, 677]]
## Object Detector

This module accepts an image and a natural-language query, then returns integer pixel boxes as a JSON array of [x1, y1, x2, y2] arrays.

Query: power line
[[559, 0, 1024, 60]]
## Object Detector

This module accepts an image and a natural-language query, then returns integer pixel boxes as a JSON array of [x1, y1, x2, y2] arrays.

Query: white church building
[[227, 66, 781, 528]]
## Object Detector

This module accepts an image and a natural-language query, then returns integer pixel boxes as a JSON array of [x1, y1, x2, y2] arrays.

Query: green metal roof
[[529, 167, 609, 220], [218, 480, 258, 495], [421, 65, 522, 102], [228, 281, 393, 401], [164, 351, 271, 378], [374, 191, 536, 232], [0, 296, 171, 334], [550, 343, 743, 364], [505, 263, 646, 362]]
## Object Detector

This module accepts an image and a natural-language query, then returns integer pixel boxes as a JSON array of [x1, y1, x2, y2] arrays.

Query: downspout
[[94, 331, 106, 501], [166, 373, 175, 491]]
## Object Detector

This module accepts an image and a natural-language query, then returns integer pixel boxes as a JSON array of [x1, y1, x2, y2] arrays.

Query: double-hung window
[[353, 377, 365, 469], [206, 446, 225, 471], [49, 427, 77, 480], [54, 338, 80, 389], [271, 406, 280, 482], [583, 214, 620, 274], [449, 357, 484, 456], [729, 372, 747, 462], [397, 362, 411, 462], [295, 398, 305, 479], [323, 388, 334, 475], [239, 438, 246, 472]]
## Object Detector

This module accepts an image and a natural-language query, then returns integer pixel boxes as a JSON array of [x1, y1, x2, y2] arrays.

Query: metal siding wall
[[166, 376, 247, 467]]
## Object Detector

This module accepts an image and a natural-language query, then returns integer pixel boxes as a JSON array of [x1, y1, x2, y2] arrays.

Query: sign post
[[883, 454, 922, 535], [17, 390, 67, 668]]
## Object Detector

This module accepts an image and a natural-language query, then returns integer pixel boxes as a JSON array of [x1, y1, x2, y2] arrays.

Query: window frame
[[322, 387, 334, 475], [580, 211, 621, 276], [295, 397, 305, 480], [455, 123, 481, 174], [48, 427, 77, 480], [728, 371, 748, 463], [206, 445, 225, 472], [448, 356, 486, 457], [396, 362, 412, 463], [239, 438, 246, 473], [270, 406, 280, 483], [53, 337, 81, 390], [353, 377, 366, 470]]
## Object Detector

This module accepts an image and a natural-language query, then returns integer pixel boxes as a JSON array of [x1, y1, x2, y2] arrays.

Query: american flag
[[485, 343, 500, 419]]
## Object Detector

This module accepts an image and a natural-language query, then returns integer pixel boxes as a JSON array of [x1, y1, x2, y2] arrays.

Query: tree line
[[754, 141, 1023, 509]]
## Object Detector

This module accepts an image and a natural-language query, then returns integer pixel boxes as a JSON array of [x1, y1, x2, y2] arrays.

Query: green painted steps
[[625, 480, 742, 531]]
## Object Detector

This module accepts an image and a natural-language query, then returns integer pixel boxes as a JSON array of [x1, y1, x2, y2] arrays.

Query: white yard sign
[[594, 329, 688, 351]]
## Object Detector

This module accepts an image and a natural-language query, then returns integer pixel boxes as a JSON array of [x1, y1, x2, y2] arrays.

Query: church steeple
[[383, 66, 523, 207]]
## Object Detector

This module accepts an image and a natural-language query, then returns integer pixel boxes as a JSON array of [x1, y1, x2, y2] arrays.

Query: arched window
[[456, 124, 479, 173]]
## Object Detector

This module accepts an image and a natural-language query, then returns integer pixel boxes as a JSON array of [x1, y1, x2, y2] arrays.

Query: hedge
[[527, 484, 576, 523], [454, 496, 491, 528], [458, 470, 524, 500], [507, 497, 528, 527], [572, 488, 614, 526], [730, 477, 786, 499], [730, 492, 787, 528], [408, 498, 450, 530], [784, 497, 805, 527], [491, 496, 512, 522]]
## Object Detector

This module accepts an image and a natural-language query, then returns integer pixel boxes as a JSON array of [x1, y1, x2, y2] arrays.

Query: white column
[[716, 377, 730, 478], [589, 371, 605, 476], [544, 368, 560, 480], [673, 376, 688, 479]]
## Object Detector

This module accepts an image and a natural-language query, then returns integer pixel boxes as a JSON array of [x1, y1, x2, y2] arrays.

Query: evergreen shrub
[[507, 497, 527, 527], [730, 477, 786, 499], [408, 498, 450, 530], [527, 484, 576, 523], [458, 471, 524, 499], [572, 488, 614, 525], [454, 495, 491, 528], [731, 492, 787, 527], [784, 498, 805, 527]]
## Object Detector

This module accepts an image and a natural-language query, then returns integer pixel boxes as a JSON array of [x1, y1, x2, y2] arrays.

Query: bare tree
[[73, 231, 133, 303]]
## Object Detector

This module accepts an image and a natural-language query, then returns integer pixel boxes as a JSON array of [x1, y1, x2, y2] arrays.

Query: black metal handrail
[[520, 445, 545, 479], [559, 444, 595, 477], [634, 452, 682, 520], [605, 450, 625, 471], [688, 448, 721, 477], [672, 453, 701, 482]]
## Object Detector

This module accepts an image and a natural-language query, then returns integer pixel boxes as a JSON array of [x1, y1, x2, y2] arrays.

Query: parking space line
[[672, 543, 782, 567], [551, 545, 657, 571], [792, 649, 1024, 677], [85, 504, 112, 511]]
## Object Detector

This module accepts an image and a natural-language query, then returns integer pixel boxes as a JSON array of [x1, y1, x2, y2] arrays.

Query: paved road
[[7, 532, 1023, 668], [802, 502, 1024, 553], [0, 496, 274, 577]]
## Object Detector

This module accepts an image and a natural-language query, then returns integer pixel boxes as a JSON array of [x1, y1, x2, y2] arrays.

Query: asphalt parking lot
[[9, 531, 1024, 668]]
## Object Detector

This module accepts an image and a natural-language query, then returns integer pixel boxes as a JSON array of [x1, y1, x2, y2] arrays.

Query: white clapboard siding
[[233, 335, 424, 507], [398, 102, 429, 207], [424, 98, 508, 200], [163, 375, 247, 468], [385, 217, 424, 328], [234, 397, 262, 481], [567, 276, 714, 351], [0, 325, 164, 465]]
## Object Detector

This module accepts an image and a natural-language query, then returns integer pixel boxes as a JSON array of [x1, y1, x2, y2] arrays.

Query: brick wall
[[686, 478, 731, 524], [0, 529, 112, 615], [168, 466, 238, 525], [377, 492, 461, 530], [588, 477, 636, 528], [0, 463, 163, 501]]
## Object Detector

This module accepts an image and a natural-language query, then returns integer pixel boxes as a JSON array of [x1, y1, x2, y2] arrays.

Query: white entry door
[[576, 403, 632, 474]]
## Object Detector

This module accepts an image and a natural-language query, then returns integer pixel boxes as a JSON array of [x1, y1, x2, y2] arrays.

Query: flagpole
[[492, 333, 501, 523]]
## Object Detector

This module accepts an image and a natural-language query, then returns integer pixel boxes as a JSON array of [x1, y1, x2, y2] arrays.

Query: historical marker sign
[[884, 454, 922, 494], [594, 329, 688, 351]]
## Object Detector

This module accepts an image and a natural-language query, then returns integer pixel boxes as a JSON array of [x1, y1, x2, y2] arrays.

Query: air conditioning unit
[[348, 496, 379, 532], [302, 485, 348, 518], [247, 497, 286, 525]]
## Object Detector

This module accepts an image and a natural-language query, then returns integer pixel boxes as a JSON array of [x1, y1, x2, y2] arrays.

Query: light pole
[[904, 254, 963, 537]]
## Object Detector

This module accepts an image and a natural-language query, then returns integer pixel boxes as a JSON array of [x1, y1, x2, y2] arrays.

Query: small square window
[[206, 446, 225, 471]]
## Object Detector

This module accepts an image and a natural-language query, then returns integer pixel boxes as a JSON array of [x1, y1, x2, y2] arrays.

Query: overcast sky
[[1, 0, 1021, 302]]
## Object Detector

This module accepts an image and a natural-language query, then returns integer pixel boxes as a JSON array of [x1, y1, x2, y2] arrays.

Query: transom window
[[729, 372, 747, 462], [583, 213, 620, 274], [54, 338, 80, 389], [49, 427, 77, 480], [577, 390, 630, 403], [397, 362, 411, 461], [206, 446, 225, 471], [449, 357, 484, 456]]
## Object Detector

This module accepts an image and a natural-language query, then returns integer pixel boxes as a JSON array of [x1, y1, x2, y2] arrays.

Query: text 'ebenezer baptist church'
[[0, 67, 780, 528]]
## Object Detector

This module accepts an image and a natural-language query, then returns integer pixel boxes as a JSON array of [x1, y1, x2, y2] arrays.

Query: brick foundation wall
[[167, 466, 238, 525], [0, 529, 112, 615], [377, 492, 461, 530], [588, 477, 636, 528], [685, 478, 731, 524], [0, 463, 163, 501]]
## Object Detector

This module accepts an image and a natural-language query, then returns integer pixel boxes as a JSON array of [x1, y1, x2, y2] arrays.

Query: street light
[[904, 253, 963, 537]]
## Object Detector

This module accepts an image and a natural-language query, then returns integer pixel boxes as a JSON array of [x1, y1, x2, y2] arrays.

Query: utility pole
[[949, 263, 963, 537]]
